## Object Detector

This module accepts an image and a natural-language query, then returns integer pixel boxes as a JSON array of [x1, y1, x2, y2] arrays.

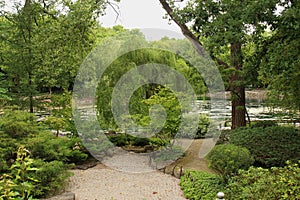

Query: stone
[[42, 192, 76, 200]]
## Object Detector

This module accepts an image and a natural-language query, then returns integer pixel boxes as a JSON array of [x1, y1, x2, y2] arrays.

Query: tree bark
[[24, 0, 34, 113], [230, 43, 246, 129]]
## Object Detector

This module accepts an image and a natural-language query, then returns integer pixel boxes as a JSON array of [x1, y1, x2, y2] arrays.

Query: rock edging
[[42, 192, 77, 200]]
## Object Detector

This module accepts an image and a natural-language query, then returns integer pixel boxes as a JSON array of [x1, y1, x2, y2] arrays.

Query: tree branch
[[106, 1, 120, 23], [215, 57, 230, 69], [159, 0, 207, 57]]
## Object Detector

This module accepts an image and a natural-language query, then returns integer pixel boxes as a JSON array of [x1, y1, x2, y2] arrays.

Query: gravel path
[[66, 164, 187, 200]]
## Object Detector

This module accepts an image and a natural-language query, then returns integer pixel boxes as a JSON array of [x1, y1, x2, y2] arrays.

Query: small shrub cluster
[[180, 161, 300, 200], [180, 125, 300, 199], [216, 130, 231, 145], [206, 144, 254, 181], [0, 110, 87, 198], [0, 146, 39, 200], [178, 114, 210, 139], [132, 137, 150, 146], [28, 132, 88, 163], [148, 137, 169, 148], [225, 161, 300, 200], [31, 159, 73, 198], [180, 170, 224, 200], [107, 133, 169, 150], [0, 110, 39, 138], [230, 126, 300, 167], [154, 145, 184, 162]]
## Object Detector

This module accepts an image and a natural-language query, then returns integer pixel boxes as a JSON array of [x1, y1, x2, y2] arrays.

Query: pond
[[195, 90, 299, 129], [74, 90, 299, 134]]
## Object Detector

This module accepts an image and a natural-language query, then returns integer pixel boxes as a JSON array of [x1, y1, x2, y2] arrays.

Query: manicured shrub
[[230, 126, 300, 167], [206, 144, 254, 181], [132, 137, 150, 146], [31, 159, 73, 198], [180, 170, 224, 200], [250, 120, 277, 128], [0, 132, 19, 173], [108, 134, 132, 146], [28, 132, 88, 163], [0, 110, 39, 138], [225, 161, 300, 200]]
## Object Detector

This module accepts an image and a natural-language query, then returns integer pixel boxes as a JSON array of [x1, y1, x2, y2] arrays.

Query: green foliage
[[0, 72, 11, 102], [206, 144, 254, 181], [44, 92, 77, 136], [0, 109, 86, 198], [216, 130, 231, 145], [250, 120, 277, 128], [154, 145, 184, 162], [96, 36, 207, 133], [141, 87, 182, 137], [180, 114, 210, 139], [230, 126, 300, 167], [132, 137, 150, 147], [0, 132, 19, 172], [107, 134, 134, 147], [0, 110, 38, 138], [30, 160, 73, 198], [225, 161, 300, 200], [258, 2, 300, 111], [84, 132, 114, 155], [148, 137, 169, 149], [0, 146, 39, 200], [167, 0, 283, 90], [107, 133, 167, 149], [28, 132, 88, 163], [180, 170, 224, 200], [0, 174, 18, 200], [0, 146, 73, 199], [0, 0, 113, 111]]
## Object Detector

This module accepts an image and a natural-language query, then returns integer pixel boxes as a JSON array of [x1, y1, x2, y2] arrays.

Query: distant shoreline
[[203, 89, 267, 101]]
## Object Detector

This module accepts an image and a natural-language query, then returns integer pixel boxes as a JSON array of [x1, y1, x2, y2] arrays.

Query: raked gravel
[[66, 164, 187, 200]]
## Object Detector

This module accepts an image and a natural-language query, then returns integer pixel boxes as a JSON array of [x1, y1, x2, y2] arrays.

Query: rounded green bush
[[206, 144, 254, 180], [230, 126, 300, 167]]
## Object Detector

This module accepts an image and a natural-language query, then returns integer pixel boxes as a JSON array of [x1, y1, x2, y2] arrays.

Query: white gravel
[[66, 164, 187, 200]]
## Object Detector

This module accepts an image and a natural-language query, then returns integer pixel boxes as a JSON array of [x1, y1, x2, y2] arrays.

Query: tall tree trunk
[[230, 43, 246, 129], [24, 0, 34, 113], [29, 72, 34, 113], [159, 0, 247, 129]]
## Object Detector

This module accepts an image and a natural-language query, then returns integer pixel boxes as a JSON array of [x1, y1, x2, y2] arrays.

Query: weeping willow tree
[[96, 33, 206, 134]]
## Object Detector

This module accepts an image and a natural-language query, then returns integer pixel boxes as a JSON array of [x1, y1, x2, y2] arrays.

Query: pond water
[[74, 90, 298, 134], [195, 98, 275, 128]]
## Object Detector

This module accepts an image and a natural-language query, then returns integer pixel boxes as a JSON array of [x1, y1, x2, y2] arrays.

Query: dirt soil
[[166, 139, 215, 173]]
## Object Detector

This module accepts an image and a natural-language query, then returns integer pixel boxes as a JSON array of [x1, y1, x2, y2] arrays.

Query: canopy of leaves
[[258, 1, 300, 111]]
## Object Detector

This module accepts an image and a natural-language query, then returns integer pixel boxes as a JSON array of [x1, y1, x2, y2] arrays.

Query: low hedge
[[230, 126, 300, 167]]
